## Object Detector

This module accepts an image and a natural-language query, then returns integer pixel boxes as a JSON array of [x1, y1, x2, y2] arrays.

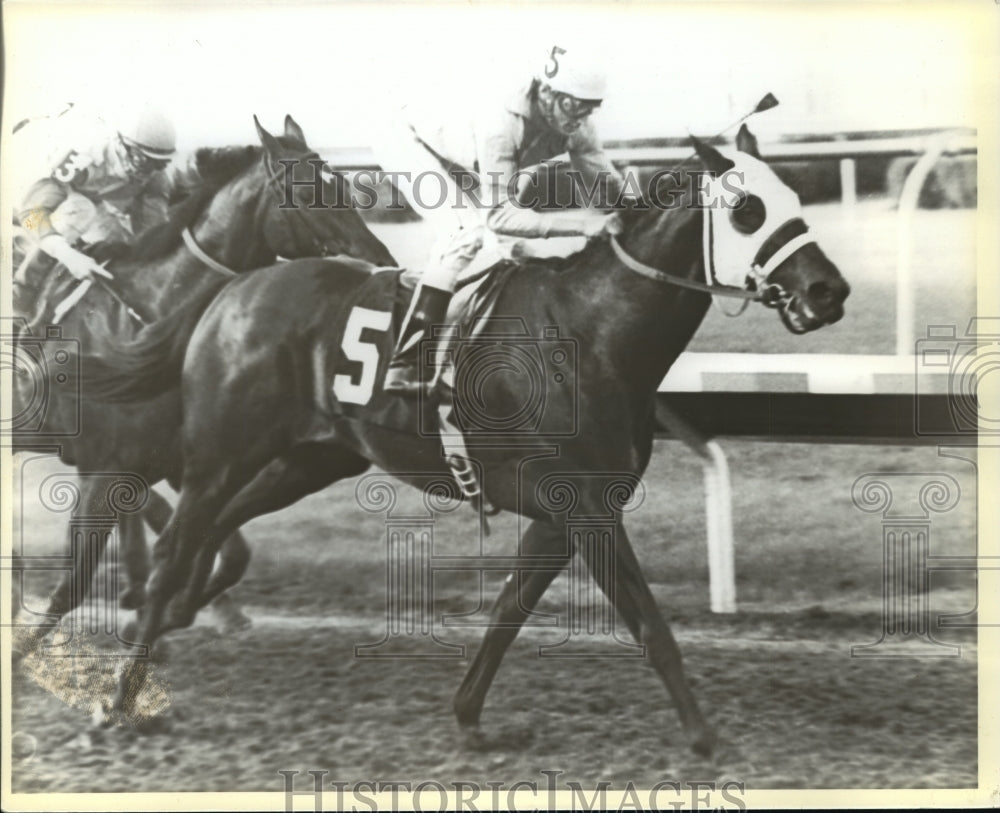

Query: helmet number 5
[[333, 306, 392, 405], [52, 150, 86, 183], [544, 45, 566, 79]]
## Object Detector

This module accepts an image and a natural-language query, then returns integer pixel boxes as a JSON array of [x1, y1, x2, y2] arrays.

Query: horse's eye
[[730, 193, 766, 234]]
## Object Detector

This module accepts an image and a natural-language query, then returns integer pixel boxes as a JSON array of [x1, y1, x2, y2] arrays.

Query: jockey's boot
[[384, 283, 453, 396]]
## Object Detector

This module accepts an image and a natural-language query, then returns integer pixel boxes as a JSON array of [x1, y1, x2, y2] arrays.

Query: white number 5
[[333, 306, 392, 405]]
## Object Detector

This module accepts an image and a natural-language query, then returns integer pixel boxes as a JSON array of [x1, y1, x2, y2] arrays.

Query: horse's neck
[[191, 185, 275, 271], [121, 187, 274, 318], [564, 203, 711, 395]]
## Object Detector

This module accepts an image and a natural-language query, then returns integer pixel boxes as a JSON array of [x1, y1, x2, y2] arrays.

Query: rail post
[[655, 401, 737, 613], [896, 131, 964, 356]]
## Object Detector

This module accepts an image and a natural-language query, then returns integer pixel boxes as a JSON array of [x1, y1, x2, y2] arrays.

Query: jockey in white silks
[[376, 45, 628, 394], [14, 105, 183, 281]]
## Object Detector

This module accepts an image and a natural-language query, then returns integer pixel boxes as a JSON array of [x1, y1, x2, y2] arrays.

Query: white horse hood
[[705, 150, 814, 288]]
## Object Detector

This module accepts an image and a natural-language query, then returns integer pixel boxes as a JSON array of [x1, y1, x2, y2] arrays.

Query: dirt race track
[[8, 440, 979, 795]]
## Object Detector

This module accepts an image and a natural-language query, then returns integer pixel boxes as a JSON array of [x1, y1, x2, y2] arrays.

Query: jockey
[[14, 105, 179, 286], [380, 44, 626, 394]]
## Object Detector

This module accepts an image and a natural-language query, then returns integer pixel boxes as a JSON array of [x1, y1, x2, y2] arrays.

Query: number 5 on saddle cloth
[[332, 261, 578, 532]]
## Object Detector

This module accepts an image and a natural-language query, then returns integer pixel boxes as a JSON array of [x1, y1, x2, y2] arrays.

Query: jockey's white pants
[[372, 124, 503, 293]]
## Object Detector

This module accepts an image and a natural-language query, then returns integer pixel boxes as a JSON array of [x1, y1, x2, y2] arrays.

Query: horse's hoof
[[458, 724, 490, 752], [216, 608, 253, 634], [458, 722, 535, 752], [689, 726, 717, 758], [211, 595, 253, 633]]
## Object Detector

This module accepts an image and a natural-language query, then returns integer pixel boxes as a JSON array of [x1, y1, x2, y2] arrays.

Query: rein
[[263, 152, 344, 258], [609, 234, 759, 300], [610, 198, 815, 311], [181, 147, 344, 277]]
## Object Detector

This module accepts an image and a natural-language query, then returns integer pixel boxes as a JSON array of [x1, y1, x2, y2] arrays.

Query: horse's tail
[[76, 278, 230, 402]]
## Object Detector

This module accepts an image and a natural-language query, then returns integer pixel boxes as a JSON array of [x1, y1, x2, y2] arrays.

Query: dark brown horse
[[82, 127, 848, 754], [10, 116, 395, 656]]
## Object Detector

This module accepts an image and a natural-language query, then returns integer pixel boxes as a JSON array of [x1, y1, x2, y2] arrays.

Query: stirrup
[[383, 361, 425, 396]]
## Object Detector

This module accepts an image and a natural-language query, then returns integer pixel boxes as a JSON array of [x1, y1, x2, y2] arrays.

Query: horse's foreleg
[[453, 519, 569, 729], [577, 522, 716, 757]]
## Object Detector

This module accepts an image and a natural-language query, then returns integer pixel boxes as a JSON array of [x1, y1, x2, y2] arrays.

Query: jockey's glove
[[39, 234, 114, 281], [581, 212, 624, 239]]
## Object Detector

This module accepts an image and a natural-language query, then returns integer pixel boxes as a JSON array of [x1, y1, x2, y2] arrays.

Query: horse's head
[[691, 126, 849, 332], [252, 116, 396, 266]]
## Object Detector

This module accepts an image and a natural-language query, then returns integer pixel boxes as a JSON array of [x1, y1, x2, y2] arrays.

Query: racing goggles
[[555, 93, 602, 121], [121, 138, 172, 174]]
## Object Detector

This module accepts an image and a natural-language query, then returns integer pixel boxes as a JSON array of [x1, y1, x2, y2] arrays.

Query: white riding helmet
[[538, 45, 607, 102], [120, 106, 177, 159]]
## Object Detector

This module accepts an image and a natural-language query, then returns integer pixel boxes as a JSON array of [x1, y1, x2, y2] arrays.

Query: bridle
[[609, 184, 816, 316], [262, 149, 348, 260], [181, 147, 346, 277]]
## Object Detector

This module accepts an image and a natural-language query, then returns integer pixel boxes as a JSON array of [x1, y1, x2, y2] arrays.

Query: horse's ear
[[690, 135, 735, 174], [284, 115, 306, 145], [735, 124, 762, 159], [691, 136, 736, 174], [254, 115, 282, 156]]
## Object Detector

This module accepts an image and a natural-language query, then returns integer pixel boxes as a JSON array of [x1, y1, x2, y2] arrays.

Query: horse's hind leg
[[162, 443, 370, 633], [113, 457, 268, 716], [154, 532, 252, 634], [453, 519, 570, 731], [132, 486, 252, 629], [577, 522, 715, 757], [201, 533, 254, 631]]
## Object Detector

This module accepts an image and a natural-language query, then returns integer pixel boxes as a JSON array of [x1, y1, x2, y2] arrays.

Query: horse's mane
[[126, 145, 261, 263]]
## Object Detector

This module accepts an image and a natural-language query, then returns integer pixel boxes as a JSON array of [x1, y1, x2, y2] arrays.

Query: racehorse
[[82, 126, 848, 755], [10, 116, 395, 656]]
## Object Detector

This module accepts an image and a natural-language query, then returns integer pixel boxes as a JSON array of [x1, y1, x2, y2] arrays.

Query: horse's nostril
[[808, 281, 834, 305]]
